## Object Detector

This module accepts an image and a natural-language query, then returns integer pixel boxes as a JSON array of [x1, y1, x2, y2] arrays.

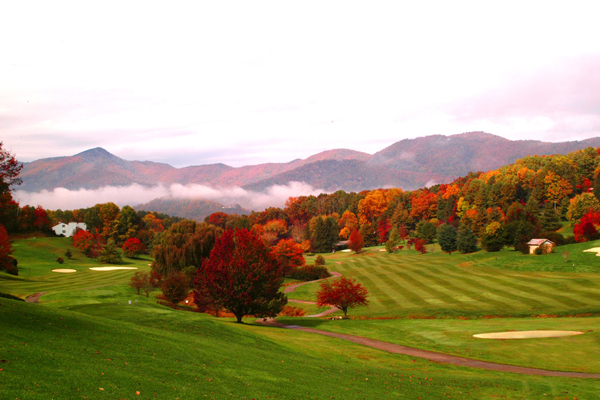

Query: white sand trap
[[341, 249, 352, 252], [52, 269, 77, 273], [89, 266, 138, 271], [379, 249, 387, 252], [583, 247, 600, 256], [474, 330, 585, 339]]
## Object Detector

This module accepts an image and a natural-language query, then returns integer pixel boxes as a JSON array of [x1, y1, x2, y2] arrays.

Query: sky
[[2, 1, 600, 170]]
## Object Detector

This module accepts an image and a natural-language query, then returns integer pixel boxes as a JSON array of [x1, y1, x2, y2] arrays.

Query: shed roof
[[527, 238, 555, 246]]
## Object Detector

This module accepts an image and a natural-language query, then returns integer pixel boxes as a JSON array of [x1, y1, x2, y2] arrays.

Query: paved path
[[285, 271, 341, 317], [258, 319, 600, 378], [26, 292, 45, 303]]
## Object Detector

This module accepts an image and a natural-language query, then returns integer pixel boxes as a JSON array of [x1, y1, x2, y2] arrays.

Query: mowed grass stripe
[[420, 263, 555, 310], [343, 260, 419, 310], [478, 272, 594, 309], [377, 263, 467, 308], [477, 266, 600, 306], [408, 266, 510, 311], [406, 259, 543, 310], [435, 264, 579, 310], [444, 264, 595, 309], [355, 255, 453, 308]]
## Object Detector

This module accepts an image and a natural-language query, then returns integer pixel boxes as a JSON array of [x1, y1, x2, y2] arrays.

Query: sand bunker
[[52, 269, 77, 273], [89, 266, 138, 271], [341, 249, 352, 252], [583, 247, 600, 256], [474, 330, 585, 339]]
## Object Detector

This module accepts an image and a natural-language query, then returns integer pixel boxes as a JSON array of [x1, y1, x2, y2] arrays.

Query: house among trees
[[52, 222, 87, 237], [526, 239, 555, 255]]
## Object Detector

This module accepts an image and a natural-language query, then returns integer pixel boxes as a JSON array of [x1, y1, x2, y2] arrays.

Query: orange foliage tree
[[271, 238, 305, 276]]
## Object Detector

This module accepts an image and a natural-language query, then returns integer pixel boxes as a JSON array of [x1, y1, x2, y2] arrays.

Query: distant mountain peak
[[74, 147, 120, 161]]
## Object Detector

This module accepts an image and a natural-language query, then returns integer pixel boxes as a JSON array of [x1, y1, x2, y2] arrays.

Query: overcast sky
[[2, 1, 600, 168]]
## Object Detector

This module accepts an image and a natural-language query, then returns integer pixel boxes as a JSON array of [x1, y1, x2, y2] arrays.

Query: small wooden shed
[[526, 239, 555, 255]]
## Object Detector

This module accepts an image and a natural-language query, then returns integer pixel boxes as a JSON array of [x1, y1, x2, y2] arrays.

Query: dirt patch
[[473, 330, 585, 339], [52, 269, 77, 273], [26, 292, 45, 303], [89, 266, 138, 271]]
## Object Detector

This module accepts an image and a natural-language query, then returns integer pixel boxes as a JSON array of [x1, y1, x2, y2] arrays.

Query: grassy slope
[[2, 238, 600, 398]]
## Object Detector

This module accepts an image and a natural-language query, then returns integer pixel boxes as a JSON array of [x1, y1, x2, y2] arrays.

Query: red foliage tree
[[72, 229, 104, 258], [33, 206, 51, 231], [316, 276, 368, 318], [271, 238, 305, 276], [574, 211, 600, 242], [348, 229, 364, 254], [413, 238, 427, 254], [377, 218, 391, 244], [195, 228, 287, 323], [0, 223, 17, 275], [206, 212, 229, 229], [122, 237, 146, 258]]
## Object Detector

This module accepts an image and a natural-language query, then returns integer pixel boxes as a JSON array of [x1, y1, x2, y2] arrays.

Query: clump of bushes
[[279, 306, 306, 317], [315, 255, 325, 266], [290, 264, 331, 281], [56, 257, 64, 264]]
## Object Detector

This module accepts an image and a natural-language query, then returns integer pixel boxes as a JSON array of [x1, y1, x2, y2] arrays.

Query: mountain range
[[20, 132, 600, 194]]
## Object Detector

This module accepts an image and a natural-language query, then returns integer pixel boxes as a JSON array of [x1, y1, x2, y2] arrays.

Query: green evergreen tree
[[97, 239, 123, 264], [415, 221, 437, 243], [457, 225, 478, 254], [436, 224, 457, 254], [359, 223, 378, 247]]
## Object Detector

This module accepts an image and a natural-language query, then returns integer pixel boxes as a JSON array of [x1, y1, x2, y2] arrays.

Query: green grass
[[3, 237, 600, 398], [4, 236, 153, 305], [292, 243, 600, 319]]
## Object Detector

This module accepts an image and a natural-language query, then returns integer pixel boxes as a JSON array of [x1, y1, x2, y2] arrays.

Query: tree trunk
[[235, 313, 244, 323]]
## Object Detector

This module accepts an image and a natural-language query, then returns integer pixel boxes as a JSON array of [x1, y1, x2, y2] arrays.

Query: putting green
[[473, 330, 585, 339], [51, 269, 77, 273], [89, 266, 138, 271]]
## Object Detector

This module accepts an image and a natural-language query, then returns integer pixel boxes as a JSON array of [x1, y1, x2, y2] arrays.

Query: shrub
[[65, 249, 72, 259], [279, 306, 306, 317], [315, 255, 325, 266], [534, 246, 544, 255], [56, 257, 64, 264], [290, 265, 331, 281]]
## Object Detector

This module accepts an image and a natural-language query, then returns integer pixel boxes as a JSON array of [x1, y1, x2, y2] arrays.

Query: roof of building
[[527, 238, 555, 246]]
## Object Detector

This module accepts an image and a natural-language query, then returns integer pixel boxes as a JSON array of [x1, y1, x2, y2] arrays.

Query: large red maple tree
[[195, 228, 287, 323]]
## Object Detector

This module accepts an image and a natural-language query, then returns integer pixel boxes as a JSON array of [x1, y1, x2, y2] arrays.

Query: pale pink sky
[[2, 1, 600, 168]]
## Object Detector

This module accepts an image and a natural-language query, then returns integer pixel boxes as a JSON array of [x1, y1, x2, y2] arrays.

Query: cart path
[[285, 271, 341, 317], [26, 292, 45, 303], [258, 318, 600, 378]]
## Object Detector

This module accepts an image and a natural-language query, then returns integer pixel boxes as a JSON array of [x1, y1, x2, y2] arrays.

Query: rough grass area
[[3, 299, 600, 399]]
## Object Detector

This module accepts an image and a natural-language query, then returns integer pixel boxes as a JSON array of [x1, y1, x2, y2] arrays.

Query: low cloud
[[14, 181, 324, 212]]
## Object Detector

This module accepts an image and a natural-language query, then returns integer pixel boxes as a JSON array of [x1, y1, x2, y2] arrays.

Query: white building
[[52, 222, 88, 237]]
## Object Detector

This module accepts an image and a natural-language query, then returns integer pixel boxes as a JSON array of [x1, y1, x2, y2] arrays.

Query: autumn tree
[[129, 271, 146, 295], [152, 220, 221, 276], [271, 238, 305, 276], [316, 277, 368, 319], [72, 229, 104, 258], [0, 224, 17, 275], [161, 271, 189, 304], [574, 211, 600, 242], [436, 223, 457, 254], [195, 228, 287, 323], [122, 237, 146, 258], [348, 229, 364, 254], [567, 193, 600, 224]]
